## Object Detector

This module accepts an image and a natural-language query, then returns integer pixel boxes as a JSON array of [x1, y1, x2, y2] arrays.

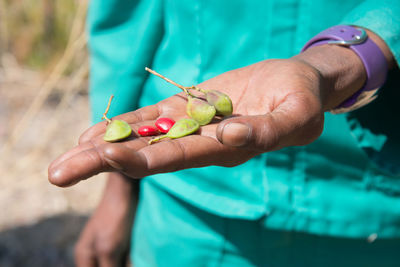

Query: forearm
[[100, 172, 140, 217], [75, 172, 139, 267], [294, 28, 395, 111]]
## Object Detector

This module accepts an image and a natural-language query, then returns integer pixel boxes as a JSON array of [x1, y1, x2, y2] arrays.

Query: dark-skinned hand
[[75, 173, 138, 267], [49, 41, 381, 187]]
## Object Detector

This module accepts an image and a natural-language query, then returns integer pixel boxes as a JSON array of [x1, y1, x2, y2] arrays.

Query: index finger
[[48, 137, 148, 187]]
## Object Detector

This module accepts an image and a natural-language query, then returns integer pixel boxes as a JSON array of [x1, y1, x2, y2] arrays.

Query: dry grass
[[0, 1, 106, 265]]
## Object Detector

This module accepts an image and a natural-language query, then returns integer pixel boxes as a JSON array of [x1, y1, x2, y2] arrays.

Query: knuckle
[[250, 115, 280, 152], [78, 132, 90, 145], [95, 241, 119, 258], [78, 130, 91, 145], [88, 140, 108, 169], [78, 123, 104, 145], [103, 143, 119, 159]]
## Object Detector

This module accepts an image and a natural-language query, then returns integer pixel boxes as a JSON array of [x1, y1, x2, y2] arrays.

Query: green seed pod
[[186, 96, 216, 125], [149, 118, 199, 144], [167, 118, 199, 138], [204, 90, 233, 116], [103, 120, 132, 142]]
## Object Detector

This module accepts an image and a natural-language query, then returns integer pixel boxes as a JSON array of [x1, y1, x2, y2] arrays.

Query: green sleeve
[[341, 0, 400, 67], [340, 0, 400, 176], [87, 0, 164, 123]]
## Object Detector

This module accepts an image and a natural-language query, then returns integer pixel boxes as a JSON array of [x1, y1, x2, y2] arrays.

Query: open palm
[[49, 59, 326, 187]]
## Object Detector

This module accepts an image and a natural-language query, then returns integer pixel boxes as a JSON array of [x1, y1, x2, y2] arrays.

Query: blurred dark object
[[0, 214, 88, 267]]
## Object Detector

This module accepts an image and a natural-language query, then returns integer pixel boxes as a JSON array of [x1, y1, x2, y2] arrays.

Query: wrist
[[294, 44, 366, 111], [296, 25, 395, 113]]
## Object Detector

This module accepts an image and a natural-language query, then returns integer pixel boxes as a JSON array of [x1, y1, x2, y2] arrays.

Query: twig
[[102, 95, 114, 123], [148, 135, 168, 145], [145, 67, 197, 97]]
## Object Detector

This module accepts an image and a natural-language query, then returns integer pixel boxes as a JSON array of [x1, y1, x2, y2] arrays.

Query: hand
[[75, 173, 138, 267], [48, 45, 367, 187]]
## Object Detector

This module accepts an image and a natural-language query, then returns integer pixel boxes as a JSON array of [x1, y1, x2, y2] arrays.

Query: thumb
[[217, 95, 324, 151], [216, 115, 280, 151]]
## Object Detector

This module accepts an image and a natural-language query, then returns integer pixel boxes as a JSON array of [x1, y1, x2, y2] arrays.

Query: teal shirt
[[88, 0, 400, 238]]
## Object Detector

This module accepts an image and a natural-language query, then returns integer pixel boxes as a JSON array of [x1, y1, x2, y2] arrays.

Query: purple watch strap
[[302, 25, 388, 108]]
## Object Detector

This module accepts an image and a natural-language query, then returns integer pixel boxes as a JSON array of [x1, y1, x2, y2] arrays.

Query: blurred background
[[0, 0, 107, 266]]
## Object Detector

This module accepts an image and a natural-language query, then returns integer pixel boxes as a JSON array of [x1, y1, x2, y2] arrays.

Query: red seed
[[138, 125, 159, 136], [155, 118, 176, 133]]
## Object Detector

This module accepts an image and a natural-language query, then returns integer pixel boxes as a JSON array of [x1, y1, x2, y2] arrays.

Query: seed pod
[[155, 118, 176, 133], [186, 96, 216, 125], [167, 118, 199, 138], [204, 90, 233, 116], [149, 118, 199, 144], [103, 120, 132, 142], [138, 125, 159, 136]]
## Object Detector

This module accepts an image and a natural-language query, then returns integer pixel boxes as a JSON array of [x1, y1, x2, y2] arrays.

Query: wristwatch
[[302, 25, 388, 113]]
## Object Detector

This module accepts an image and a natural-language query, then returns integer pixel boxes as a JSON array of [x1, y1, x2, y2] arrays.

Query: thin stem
[[102, 94, 114, 124], [148, 135, 168, 145], [145, 67, 196, 97]]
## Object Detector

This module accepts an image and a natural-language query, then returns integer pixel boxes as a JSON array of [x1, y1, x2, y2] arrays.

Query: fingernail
[[48, 169, 62, 185], [48, 169, 78, 187], [222, 123, 250, 147]]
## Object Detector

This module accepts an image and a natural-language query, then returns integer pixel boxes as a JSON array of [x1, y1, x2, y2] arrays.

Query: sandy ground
[[0, 56, 106, 266]]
